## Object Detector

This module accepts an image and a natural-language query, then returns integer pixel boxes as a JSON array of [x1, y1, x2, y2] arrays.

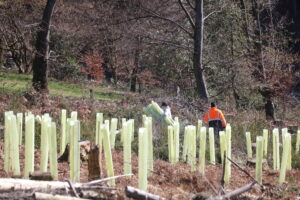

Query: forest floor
[[0, 72, 299, 199], [0, 142, 299, 200]]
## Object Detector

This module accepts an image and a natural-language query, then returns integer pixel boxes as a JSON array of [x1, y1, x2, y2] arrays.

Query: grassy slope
[[0, 72, 122, 100]]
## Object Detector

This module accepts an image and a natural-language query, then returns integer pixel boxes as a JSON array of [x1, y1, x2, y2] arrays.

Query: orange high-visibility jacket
[[203, 107, 227, 127]]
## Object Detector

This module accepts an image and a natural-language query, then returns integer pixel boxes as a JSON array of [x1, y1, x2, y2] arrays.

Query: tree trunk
[[193, 0, 209, 102], [259, 86, 276, 121], [0, 38, 3, 64], [138, 78, 143, 93], [251, 0, 265, 80], [239, 0, 250, 44], [265, 99, 275, 121], [130, 70, 137, 92], [32, 0, 56, 92], [130, 36, 141, 92]]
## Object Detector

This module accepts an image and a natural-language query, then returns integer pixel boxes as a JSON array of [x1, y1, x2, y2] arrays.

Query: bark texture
[[193, 0, 209, 101], [32, 0, 56, 92]]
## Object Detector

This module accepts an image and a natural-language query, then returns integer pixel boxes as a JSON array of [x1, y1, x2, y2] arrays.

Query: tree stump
[[58, 141, 91, 163], [88, 145, 101, 181]]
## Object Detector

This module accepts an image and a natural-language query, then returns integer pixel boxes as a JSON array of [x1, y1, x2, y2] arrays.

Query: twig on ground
[[226, 157, 264, 190], [65, 179, 79, 198], [84, 174, 134, 186], [223, 182, 256, 199]]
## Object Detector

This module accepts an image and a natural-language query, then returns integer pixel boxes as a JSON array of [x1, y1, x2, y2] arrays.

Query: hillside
[[0, 0, 300, 199], [0, 142, 300, 199], [0, 71, 298, 199]]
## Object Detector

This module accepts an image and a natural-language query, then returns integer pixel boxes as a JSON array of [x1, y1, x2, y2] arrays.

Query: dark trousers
[[209, 120, 224, 163], [209, 120, 224, 145]]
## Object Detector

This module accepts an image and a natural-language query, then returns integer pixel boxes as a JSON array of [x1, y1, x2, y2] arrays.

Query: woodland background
[[0, 0, 300, 142]]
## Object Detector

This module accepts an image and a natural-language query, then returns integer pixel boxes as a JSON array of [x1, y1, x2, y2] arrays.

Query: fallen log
[[80, 190, 117, 199], [193, 182, 257, 200], [30, 171, 53, 181], [0, 178, 82, 192], [34, 192, 88, 200], [0, 176, 125, 193], [222, 182, 256, 199], [125, 186, 166, 200]]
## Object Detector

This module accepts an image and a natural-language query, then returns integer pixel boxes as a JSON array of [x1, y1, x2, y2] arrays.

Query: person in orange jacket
[[203, 102, 227, 137]]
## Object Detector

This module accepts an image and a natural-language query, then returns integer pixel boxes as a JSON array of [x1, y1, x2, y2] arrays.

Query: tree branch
[[178, 0, 195, 29], [142, 35, 193, 51], [203, 6, 225, 21], [186, 0, 195, 10], [140, 6, 193, 38], [223, 182, 256, 199]]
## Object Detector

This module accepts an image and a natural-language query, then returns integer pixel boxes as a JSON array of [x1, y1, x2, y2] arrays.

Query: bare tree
[[140, 0, 226, 101], [193, 0, 209, 101], [32, 0, 56, 92]]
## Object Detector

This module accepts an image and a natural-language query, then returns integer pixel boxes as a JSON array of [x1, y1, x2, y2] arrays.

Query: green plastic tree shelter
[[110, 118, 118, 149], [102, 123, 115, 186], [174, 117, 180, 163], [49, 122, 58, 180], [197, 120, 202, 140], [189, 126, 196, 171], [123, 121, 132, 174], [182, 126, 189, 162], [17, 113, 23, 145], [70, 120, 80, 182], [296, 130, 300, 153], [95, 113, 103, 146], [138, 128, 148, 191], [208, 127, 215, 165], [185, 126, 196, 171], [224, 125, 232, 184], [121, 118, 126, 143], [168, 126, 176, 164], [71, 111, 77, 120], [255, 136, 263, 184], [199, 127, 206, 173], [24, 114, 35, 179], [146, 117, 154, 173], [7, 115, 21, 176], [60, 109, 67, 154], [144, 101, 174, 126], [4, 111, 13, 172], [279, 133, 291, 184], [129, 119, 135, 141], [282, 128, 292, 170], [219, 131, 226, 165], [245, 132, 252, 159], [272, 128, 280, 170], [66, 118, 71, 148], [263, 129, 268, 157], [40, 114, 51, 172]]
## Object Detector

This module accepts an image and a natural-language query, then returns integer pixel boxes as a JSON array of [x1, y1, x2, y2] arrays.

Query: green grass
[[0, 72, 123, 100]]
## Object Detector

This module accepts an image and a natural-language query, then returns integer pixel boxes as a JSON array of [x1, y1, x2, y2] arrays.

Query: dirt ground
[[0, 142, 299, 200]]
